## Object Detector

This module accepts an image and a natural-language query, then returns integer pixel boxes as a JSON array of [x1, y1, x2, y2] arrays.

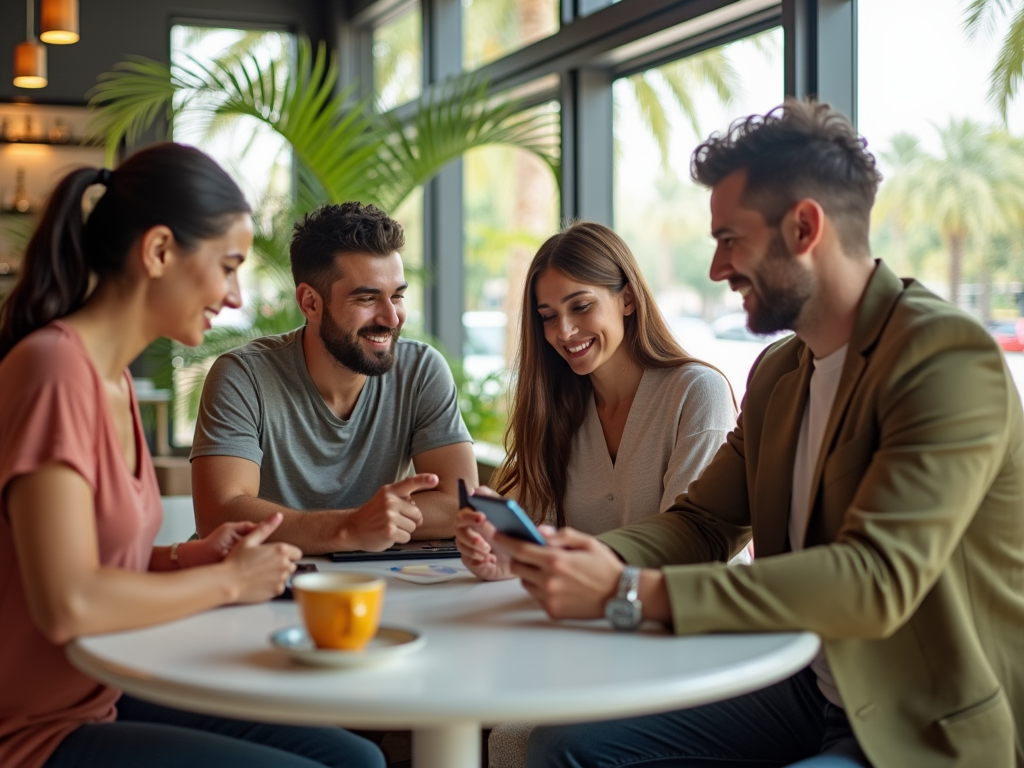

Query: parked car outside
[[463, 310, 508, 380], [987, 318, 1024, 353]]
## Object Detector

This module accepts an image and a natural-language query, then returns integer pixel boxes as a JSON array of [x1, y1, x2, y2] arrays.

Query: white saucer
[[270, 625, 426, 668]]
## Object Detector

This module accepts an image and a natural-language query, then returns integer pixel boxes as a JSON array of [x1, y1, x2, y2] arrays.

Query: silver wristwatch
[[605, 565, 643, 630]]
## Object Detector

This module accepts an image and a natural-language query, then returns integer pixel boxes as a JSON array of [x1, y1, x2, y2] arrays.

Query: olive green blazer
[[600, 261, 1024, 768]]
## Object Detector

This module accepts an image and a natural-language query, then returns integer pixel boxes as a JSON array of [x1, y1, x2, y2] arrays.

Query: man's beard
[[742, 231, 816, 335], [319, 307, 399, 377]]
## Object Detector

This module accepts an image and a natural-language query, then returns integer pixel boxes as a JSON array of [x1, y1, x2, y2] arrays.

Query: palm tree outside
[[875, 119, 1024, 318]]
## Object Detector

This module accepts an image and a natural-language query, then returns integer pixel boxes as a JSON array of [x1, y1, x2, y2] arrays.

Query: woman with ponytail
[[0, 144, 384, 768]]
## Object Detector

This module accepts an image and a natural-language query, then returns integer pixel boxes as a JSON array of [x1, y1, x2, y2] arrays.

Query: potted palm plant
[[86, 37, 560, 432]]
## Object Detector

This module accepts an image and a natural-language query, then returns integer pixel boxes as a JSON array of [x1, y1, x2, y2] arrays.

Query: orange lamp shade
[[13, 40, 47, 89], [40, 0, 79, 44]]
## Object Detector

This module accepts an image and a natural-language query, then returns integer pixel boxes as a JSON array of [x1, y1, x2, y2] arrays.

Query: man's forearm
[[197, 495, 352, 555], [410, 489, 458, 539]]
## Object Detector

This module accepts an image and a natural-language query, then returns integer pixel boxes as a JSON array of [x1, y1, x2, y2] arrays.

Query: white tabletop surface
[[68, 557, 820, 731]]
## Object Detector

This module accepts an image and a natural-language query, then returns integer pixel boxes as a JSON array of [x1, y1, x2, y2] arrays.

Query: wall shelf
[[0, 138, 93, 147]]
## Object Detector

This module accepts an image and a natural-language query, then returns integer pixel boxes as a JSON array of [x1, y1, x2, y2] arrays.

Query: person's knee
[[347, 734, 387, 768]]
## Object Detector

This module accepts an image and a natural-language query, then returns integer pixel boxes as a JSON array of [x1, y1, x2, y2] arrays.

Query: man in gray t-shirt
[[190, 203, 477, 554]]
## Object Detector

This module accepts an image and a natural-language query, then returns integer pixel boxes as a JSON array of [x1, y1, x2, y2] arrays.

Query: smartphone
[[458, 479, 546, 546], [274, 562, 318, 601]]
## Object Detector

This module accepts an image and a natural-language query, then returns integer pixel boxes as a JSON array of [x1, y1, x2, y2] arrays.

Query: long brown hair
[[492, 221, 719, 525]]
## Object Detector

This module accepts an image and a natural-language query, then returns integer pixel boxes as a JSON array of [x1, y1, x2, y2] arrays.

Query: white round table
[[68, 559, 820, 768]]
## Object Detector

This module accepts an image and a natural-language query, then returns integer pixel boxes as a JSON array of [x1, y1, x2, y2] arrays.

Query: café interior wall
[[0, 0, 332, 104]]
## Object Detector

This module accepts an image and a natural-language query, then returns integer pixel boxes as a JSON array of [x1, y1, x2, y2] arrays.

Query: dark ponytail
[[0, 143, 250, 361]]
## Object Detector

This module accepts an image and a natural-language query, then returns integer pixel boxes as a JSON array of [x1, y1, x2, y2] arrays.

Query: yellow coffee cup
[[292, 572, 385, 651]]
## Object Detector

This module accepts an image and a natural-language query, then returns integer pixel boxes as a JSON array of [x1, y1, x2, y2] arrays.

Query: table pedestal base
[[413, 722, 481, 768]]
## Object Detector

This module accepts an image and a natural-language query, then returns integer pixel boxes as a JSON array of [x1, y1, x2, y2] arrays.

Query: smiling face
[[708, 170, 815, 335], [533, 267, 634, 377], [315, 251, 407, 376], [150, 213, 252, 347]]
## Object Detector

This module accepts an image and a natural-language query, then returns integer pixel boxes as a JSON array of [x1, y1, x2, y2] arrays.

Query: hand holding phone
[[458, 479, 546, 546]]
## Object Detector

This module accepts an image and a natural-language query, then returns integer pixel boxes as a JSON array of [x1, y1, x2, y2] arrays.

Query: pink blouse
[[0, 322, 162, 768]]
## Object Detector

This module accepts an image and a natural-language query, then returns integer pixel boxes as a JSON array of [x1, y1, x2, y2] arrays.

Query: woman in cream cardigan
[[455, 221, 739, 767]]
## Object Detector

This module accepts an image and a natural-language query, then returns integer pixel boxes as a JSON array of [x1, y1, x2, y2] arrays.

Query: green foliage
[[875, 119, 1024, 312], [86, 36, 561, 431], [88, 39, 560, 213], [452, 367, 508, 446], [624, 49, 738, 170], [0, 214, 34, 261], [964, 0, 1024, 121], [399, 326, 508, 445], [620, 29, 778, 172]]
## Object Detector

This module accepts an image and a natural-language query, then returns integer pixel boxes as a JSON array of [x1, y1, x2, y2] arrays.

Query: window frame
[[343, 0, 857, 358]]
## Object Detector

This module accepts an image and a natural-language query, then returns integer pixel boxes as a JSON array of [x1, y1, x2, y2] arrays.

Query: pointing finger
[[388, 473, 439, 497], [243, 513, 283, 546]]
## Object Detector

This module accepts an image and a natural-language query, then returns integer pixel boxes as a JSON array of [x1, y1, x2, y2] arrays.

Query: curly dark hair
[[290, 202, 405, 298], [691, 99, 883, 257]]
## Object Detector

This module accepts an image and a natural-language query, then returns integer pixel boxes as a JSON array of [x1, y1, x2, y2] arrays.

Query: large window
[[170, 26, 293, 205], [859, 0, 1024, 395], [613, 29, 784, 400], [169, 25, 295, 444], [370, 8, 426, 342], [394, 186, 426, 337], [463, 0, 559, 71], [463, 100, 560, 441], [374, 4, 423, 111]]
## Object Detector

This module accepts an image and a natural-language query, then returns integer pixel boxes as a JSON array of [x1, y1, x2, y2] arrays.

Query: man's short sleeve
[[409, 345, 472, 457], [189, 353, 264, 466]]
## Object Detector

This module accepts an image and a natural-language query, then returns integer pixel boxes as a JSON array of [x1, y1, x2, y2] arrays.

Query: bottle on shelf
[[48, 118, 70, 144], [13, 169, 31, 213]]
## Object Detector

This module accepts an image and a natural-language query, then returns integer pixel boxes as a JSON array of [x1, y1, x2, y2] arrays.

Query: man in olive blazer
[[598, 260, 1024, 767], [502, 102, 1024, 768]]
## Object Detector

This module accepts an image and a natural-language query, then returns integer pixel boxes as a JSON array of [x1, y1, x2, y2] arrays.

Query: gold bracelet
[[170, 541, 181, 568]]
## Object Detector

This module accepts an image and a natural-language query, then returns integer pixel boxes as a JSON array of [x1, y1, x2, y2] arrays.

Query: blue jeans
[[43, 694, 385, 768], [526, 667, 871, 768]]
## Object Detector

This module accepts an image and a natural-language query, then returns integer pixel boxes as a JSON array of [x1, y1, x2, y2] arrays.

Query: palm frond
[[89, 32, 564, 406], [86, 56, 186, 164], [988, 3, 1024, 120], [628, 73, 672, 167], [963, 0, 1015, 38], [373, 75, 560, 212], [89, 36, 561, 216], [665, 49, 738, 116]]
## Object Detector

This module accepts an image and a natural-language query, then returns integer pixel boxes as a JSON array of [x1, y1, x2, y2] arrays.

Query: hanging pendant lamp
[[40, 0, 79, 44], [13, 0, 47, 89]]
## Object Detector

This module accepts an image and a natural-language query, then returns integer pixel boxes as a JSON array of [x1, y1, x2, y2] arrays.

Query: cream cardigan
[[560, 363, 736, 533]]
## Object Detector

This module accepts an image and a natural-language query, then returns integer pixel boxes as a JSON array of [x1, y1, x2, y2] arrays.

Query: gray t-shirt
[[190, 329, 472, 511]]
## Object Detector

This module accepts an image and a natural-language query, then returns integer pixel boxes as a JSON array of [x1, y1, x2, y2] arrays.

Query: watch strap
[[617, 565, 640, 601]]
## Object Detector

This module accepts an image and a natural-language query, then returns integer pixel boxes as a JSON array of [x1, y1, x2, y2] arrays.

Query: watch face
[[605, 597, 642, 630]]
